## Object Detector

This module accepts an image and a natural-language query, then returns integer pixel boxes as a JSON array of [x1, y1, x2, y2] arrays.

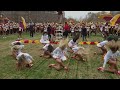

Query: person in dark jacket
[[29, 22, 34, 37], [81, 23, 87, 41], [47, 24, 52, 41]]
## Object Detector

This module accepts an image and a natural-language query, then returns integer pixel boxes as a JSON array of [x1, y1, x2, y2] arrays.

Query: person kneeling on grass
[[40, 31, 50, 45], [40, 43, 55, 58], [49, 39, 69, 71], [68, 35, 80, 53], [96, 35, 115, 55], [98, 40, 120, 75], [68, 35, 87, 61], [16, 52, 34, 70], [73, 47, 88, 61], [11, 41, 24, 59]]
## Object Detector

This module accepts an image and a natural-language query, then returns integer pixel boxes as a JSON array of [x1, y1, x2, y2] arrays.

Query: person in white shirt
[[70, 26, 75, 37], [98, 40, 120, 75], [2, 23, 7, 38], [11, 41, 24, 59], [86, 25, 90, 38], [13, 23, 18, 34], [49, 39, 69, 71], [16, 52, 34, 70], [9, 23, 13, 34], [68, 35, 80, 53], [97, 35, 114, 55], [40, 43, 54, 58], [18, 24, 23, 39], [40, 31, 50, 45], [68, 35, 86, 61], [114, 24, 119, 35], [90, 24, 97, 35]]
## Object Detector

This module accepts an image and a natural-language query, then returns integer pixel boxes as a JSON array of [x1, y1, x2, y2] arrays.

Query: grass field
[[0, 32, 120, 79]]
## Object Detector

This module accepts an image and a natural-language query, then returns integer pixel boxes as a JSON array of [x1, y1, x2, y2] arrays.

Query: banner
[[110, 14, 120, 26], [21, 16, 26, 29]]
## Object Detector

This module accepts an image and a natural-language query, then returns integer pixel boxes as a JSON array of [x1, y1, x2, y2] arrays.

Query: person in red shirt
[[63, 22, 70, 38]]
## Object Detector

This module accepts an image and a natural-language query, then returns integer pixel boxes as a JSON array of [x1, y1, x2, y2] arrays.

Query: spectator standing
[[81, 23, 87, 41], [47, 24, 52, 41], [29, 22, 34, 37], [63, 22, 70, 38]]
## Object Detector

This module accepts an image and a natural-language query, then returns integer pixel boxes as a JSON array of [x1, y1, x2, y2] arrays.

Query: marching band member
[[86, 24, 90, 38], [2, 23, 7, 38], [18, 21, 24, 40], [90, 24, 97, 35]]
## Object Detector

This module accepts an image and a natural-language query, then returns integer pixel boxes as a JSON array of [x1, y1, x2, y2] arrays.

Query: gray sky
[[65, 11, 110, 19]]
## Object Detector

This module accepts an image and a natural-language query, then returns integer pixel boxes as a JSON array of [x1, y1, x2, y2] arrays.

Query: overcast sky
[[65, 11, 110, 19]]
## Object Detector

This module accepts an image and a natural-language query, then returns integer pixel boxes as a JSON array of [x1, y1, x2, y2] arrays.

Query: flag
[[21, 16, 26, 29], [110, 14, 120, 26]]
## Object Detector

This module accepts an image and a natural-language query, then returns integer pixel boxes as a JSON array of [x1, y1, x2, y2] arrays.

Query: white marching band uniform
[[19, 26, 23, 32], [91, 24, 96, 29], [79, 26, 82, 32], [40, 34, 50, 44], [100, 25, 104, 32], [86, 26, 90, 32], [3, 24, 8, 32], [115, 24, 119, 30], [44, 26, 47, 32], [71, 26, 74, 33], [103, 50, 120, 68], [105, 26, 109, 32], [52, 47, 67, 61]]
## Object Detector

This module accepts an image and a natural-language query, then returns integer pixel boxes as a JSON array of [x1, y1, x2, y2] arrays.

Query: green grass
[[0, 32, 120, 79]]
